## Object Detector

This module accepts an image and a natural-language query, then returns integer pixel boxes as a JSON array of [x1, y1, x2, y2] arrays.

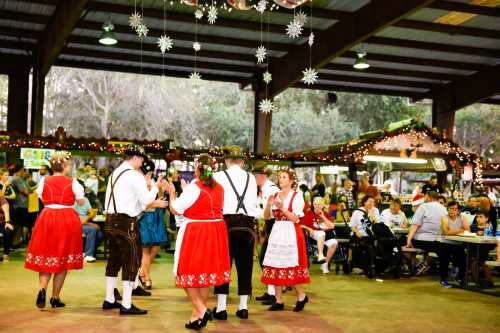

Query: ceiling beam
[[318, 73, 437, 90], [395, 19, 500, 40], [268, 0, 436, 98], [36, 0, 89, 76], [428, 1, 500, 18]]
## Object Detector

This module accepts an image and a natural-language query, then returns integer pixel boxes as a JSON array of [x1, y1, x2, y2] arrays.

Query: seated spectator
[[380, 198, 408, 228], [335, 194, 351, 223], [462, 196, 479, 215], [350, 195, 378, 238], [301, 197, 337, 274], [0, 195, 13, 262], [85, 168, 99, 196], [439, 201, 469, 288], [74, 196, 102, 262], [476, 196, 497, 235], [438, 195, 447, 207], [337, 179, 354, 210], [470, 209, 495, 288], [406, 191, 447, 275]]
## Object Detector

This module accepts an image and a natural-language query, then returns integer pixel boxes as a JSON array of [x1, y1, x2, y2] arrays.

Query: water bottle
[[485, 222, 493, 237]]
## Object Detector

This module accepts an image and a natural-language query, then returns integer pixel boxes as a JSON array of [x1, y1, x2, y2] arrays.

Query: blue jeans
[[82, 224, 103, 257]]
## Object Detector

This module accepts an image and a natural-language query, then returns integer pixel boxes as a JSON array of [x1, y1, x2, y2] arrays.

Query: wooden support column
[[432, 86, 455, 139], [30, 66, 45, 135], [253, 75, 272, 154], [6, 62, 30, 134]]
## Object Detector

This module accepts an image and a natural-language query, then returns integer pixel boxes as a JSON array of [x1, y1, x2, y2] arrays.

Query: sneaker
[[440, 280, 452, 288], [320, 263, 330, 274], [84, 256, 96, 263], [415, 263, 429, 276], [317, 255, 326, 264]]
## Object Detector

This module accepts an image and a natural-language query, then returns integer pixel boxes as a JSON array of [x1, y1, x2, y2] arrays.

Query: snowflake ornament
[[256, 0, 267, 14], [255, 45, 267, 64], [195, 9, 204, 20], [286, 19, 303, 39], [189, 72, 202, 85], [263, 71, 272, 84], [302, 67, 318, 85], [308, 32, 315, 47], [295, 11, 308, 26], [157, 35, 173, 53], [259, 98, 275, 114], [129, 11, 142, 30], [208, 6, 218, 24], [193, 42, 201, 52], [136, 22, 149, 38]]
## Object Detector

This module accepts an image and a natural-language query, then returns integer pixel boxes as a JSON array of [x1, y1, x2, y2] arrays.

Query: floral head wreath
[[49, 151, 71, 165], [277, 167, 298, 189], [195, 154, 218, 178]]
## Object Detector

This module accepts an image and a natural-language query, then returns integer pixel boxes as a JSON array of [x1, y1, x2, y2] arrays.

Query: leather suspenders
[[106, 169, 131, 214], [223, 170, 250, 215]]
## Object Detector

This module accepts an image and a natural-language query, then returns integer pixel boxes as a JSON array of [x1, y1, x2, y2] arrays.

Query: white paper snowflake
[[259, 98, 275, 114], [157, 35, 173, 53], [308, 32, 315, 47], [208, 6, 218, 24], [302, 67, 318, 85], [189, 71, 202, 85], [286, 19, 303, 39], [295, 11, 308, 26], [255, 45, 267, 64], [195, 9, 204, 20], [263, 71, 272, 84], [129, 11, 142, 30], [136, 22, 149, 38], [193, 42, 201, 52], [256, 0, 267, 14]]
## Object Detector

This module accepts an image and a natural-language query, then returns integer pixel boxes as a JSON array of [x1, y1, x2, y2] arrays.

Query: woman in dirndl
[[166, 154, 230, 331], [24, 152, 86, 309], [261, 169, 310, 312], [138, 159, 168, 290]]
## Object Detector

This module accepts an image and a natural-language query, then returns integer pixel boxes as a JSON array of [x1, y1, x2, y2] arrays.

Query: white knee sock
[[133, 272, 140, 289], [267, 284, 275, 296], [239, 295, 248, 310], [105, 277, 117, 303], [216, 294, 227, 312], [122, 281, 134, 309]]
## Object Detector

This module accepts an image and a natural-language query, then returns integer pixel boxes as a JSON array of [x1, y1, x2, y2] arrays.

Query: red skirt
[[176, 221, 230, 288], [261, 223, 310, 286], [24, 208, 83, 273]]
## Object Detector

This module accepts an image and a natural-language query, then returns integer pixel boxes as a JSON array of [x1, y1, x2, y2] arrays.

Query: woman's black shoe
[[199, 309, 213, 327], [132, 285, 151, 296], [268, 302, 284, 311], [293, 295, 309, 312], [36, 289, 46, 309], [256, 292, 271, 301], [50, 298, 66, 308], [185, 319, 202, 330]]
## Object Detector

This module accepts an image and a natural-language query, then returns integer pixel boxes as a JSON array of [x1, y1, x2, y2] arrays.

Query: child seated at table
[[469, 209, 495, 288], [380, 198, 408, 229]]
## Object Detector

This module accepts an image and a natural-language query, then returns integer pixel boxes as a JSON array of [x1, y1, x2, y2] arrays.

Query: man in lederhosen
[[102, 145, 167, 315], [213, 146, 258, 320], [252, 161, 280, 305]]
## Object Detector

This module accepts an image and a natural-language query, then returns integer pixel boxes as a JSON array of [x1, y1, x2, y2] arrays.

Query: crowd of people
[[0, 145, 499, 331]]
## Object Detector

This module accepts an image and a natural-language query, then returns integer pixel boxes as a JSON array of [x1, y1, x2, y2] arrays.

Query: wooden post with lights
[[253, 72, 272, 154]]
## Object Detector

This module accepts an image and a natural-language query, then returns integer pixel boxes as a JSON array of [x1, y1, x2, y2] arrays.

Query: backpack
[[352, 208, 374, 238]]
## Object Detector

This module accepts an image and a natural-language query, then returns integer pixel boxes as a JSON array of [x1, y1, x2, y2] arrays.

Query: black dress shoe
[[36, 289, 46, 309], [262, 295, 276, 305], [114, 288, 122, 301], [268, 302, 284, 311], [50, 298, 66, 308], [293, 295, 309, 312], [256, 292, 271, 301], [119, 303, 148, 315], [185, 319, 202, 330], [212, 307, 227, 320], [199, 309, 213, 327], [132, 285, 151, 296], [102, 300, 121, 310], [236, 309, 249, 319]]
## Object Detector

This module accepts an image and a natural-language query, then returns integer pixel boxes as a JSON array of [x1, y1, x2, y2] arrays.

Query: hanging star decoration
[[302, 67, 318, 85], [255, 45, 267, 63], [308, 32, 315, 46], [259, 99, 275, 114], [195, 9, 204, 19], [157, 35, 173, 53], [256, 0, 267, 14], [263, 71, 272, 84], [129, 11, 142, 30], [136, 22, 149, 38], [189, 72, 202, 85], [208, 5, 218, 24], [193, 42, 201, 52], [295, 11, 308, 26], [286, 18, 303, 39]]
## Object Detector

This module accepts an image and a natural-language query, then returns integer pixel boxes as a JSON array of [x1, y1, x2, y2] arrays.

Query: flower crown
[[49, 152, 71, 166]]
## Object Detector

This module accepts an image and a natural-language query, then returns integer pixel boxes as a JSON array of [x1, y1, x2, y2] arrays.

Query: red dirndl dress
[[174, 181, 231, 288], [24, 176, 83, 273], [261, 192, 310, 286]]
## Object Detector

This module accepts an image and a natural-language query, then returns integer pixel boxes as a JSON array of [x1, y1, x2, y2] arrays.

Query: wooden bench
[[401, 246, 425, 275]]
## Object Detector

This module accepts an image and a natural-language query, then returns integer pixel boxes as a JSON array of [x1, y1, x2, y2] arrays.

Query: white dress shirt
[[171, 183, 201, 215], [104, 161, 158, 217], [257, 179, 280, 219], [214, 165, 258, 217], [269, 190, 305, 219]]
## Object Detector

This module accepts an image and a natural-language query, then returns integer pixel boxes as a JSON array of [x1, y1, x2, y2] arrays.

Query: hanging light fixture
[[353, 51, 370, 70], [99, 22, 118, 46]]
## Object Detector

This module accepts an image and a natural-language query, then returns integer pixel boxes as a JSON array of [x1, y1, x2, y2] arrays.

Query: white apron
[[263, 220, 299, 268]]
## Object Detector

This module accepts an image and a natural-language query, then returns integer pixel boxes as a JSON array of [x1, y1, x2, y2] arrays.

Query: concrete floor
[[0, 252, 499, 333]]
